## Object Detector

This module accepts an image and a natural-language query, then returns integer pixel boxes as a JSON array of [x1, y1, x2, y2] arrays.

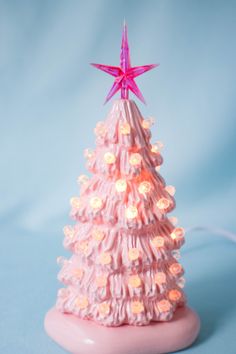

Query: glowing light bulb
[[77, 174, 89, 186], [56, 256, 66, 266], [170, 227, 185, 240], [169, 263, 183, 275], [76, 296, 89, 309], [104, 152, 116, 164], [120, 122, 131, 135], [157, 299, 171, 313], [169, 216, 178, 225], [177, 277, 186, 288], [168, 289, 182, 301], [154, 272, 166, 285], [142, 117, 154, 129], [98, 302, 110, 315], [73, 268, 84, 279], [129, 153, 142, 166], [138, 181, 151, 195], [84, 148, 94, 159], [128, 248, 140, 261], [156, 198, 170, 210], [70, 197, 81, 209], [165, 185, 176, 196], [92, 229, 105, 241], [115, 179, 127, 192], [99, 252, 112, 265], [152, 236, 165, 248], [95, 275, 107, 287], [75, 241, 89, 254], [58, 288, 69, 298], [172, 250, 181, 260], [155, 165, 161, 172], [151, 141, 164, 153], [90, 196, 103, 210], [128, 275, 141, 288], [94, 121, 106, 137], [131, 301, 144, 314], [125, 205, 138, 219], [63, 225, 74, 238]]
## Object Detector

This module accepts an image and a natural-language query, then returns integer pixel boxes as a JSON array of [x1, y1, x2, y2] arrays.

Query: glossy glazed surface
[[45, 306, 200, 354]]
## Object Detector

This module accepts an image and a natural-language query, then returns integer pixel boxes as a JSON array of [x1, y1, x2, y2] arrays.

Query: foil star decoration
[[91, 22, 158, 104]]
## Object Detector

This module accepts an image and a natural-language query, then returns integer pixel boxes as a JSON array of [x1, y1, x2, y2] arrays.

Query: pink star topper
[[91, 22, 158, 104]]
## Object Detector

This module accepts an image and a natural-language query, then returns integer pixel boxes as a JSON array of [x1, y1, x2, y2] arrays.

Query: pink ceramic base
[[45, 307, 200, 354]]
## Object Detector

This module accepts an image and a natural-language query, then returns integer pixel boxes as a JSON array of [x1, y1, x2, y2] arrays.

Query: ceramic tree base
[[45, 306, 200, 354]]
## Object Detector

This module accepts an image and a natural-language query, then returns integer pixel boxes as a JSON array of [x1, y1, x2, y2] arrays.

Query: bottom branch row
[[56, 286, 186, 326]]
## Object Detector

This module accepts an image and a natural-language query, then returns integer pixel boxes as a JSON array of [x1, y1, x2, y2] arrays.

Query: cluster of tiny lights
[[131, 301, 144, 314], [63, 225, 74, 238], [157, 299, 171, 313], [128, 275, 141, 288], [90, 196, 103, 209], [84, 149, 94, 159], [128, 248, 140, 261], [138, 181, 151, 195], [169, 289, 182, 301], [76, 296, 89, 309], [92, 229, 105, 241], [156, 197, 170, 210], [125, 205, 138, 219], [99, 252, 112, 265], [152, 236, 165, 248], [169, 263, 183, 275], [96, 275, 107, 287], [94, 121, 106, 137], [73, 268, 84, 279], [70, 197, 80, 209], [77, 174, 89, 185], [104, 152, 116, 164], [165, 185, 176, 196], [170, 227, 185, 240], [142, 117, 154, 129], [99, 302, 110, 315], [129, 153, 142, 166], [115, 179, 127, 192], [120, 122, 131, 135], [151, 141, 164, 153], [154, 272, 166, 285]]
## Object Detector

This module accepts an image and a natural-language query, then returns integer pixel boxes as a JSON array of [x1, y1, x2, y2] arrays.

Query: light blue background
[[0, 0, 236, 353]]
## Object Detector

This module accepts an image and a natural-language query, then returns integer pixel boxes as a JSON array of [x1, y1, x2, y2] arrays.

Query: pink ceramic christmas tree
[[57, 101, 187, 326], [45, 23, 200, 354]]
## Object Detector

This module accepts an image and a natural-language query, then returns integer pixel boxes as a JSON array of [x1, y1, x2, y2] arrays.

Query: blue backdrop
[[1, 0, 236, 353]]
